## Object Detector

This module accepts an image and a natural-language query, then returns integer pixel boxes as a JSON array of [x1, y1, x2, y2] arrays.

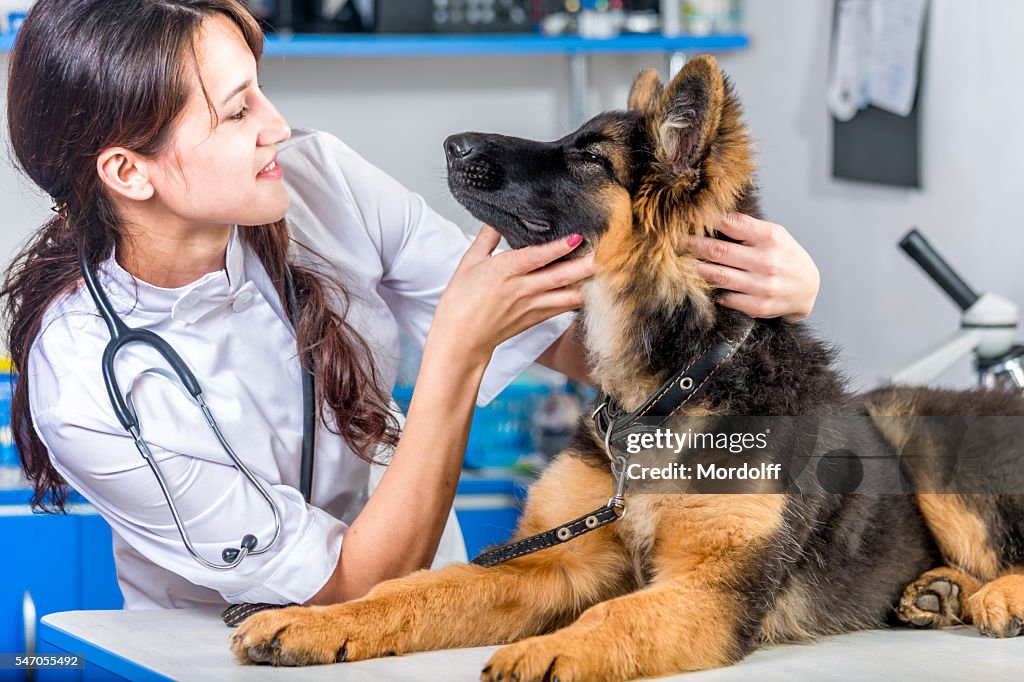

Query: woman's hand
[[311, 226, 593, 601], [429, 226, 594, 365], [686, 213, 820, 322]]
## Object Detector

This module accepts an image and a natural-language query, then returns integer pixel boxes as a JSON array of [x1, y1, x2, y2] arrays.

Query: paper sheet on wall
[[828, 0, 927, 120], [828, 0, 872, 122], [868, 0, 927, 116]]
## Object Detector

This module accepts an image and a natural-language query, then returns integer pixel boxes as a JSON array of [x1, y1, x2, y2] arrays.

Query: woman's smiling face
[[145, 13, 292, 232]]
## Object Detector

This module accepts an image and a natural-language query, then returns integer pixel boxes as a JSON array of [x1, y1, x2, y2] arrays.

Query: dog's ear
[[652, 55, 726, 176], [628, 69, 664, 113]]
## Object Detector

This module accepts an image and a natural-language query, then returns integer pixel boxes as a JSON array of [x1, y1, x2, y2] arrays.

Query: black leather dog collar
[[470, 322, 754, 569], [594, 322, 755, 445]]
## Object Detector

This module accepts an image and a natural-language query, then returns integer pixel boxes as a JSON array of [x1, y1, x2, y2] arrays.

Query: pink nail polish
[[567, 234, 584, 247]]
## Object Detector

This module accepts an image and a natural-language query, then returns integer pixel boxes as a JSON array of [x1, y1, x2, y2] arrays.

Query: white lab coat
[[27, 129, 569, 609]]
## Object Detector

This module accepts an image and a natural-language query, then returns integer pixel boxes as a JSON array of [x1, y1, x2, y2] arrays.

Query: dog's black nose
[[444, 134, 476, 164]]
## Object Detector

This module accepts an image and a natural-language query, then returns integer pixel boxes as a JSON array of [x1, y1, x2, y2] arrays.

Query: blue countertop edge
[[40, 617, 173, 682], [1, 31, 749, 56]]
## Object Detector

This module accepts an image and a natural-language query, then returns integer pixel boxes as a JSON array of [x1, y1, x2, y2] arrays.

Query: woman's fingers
[[527, 284, 588, 317], [686, 234, 759, 272], [464, 224, 503, 262], [497, 233, 585, 275], [687, 213, 819, 321], [715, 292, 770, 319], [522, 253, 595, 295], [714, 212, 775, 245], [693, 260, 761, 295]]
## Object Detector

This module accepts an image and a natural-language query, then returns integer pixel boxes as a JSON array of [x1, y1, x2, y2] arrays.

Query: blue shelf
[[262, 32, 749, 58], [1, 31, 748, 57]]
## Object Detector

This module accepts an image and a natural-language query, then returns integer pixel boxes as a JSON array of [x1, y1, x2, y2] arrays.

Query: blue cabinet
[[0, 492, 123, 681]]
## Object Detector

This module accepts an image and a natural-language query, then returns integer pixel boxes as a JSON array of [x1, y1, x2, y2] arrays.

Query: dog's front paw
[[230, 603, 407, 666], [481, 633, 623, 682], [969, 575, 1024, 638]]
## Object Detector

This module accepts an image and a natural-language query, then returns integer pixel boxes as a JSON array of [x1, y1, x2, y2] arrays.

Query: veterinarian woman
[[2, 0, 819, 610]]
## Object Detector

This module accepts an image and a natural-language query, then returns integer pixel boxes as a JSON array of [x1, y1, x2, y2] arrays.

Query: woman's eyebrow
[[220, 78, 252, 106]]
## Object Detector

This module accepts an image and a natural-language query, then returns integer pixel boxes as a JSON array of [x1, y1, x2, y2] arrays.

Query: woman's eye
[[230, 105, 251, 122]]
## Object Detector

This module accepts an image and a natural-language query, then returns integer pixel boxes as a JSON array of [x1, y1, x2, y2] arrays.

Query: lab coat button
[[179, 290, 201, 310], [232, 290, 254, 313]]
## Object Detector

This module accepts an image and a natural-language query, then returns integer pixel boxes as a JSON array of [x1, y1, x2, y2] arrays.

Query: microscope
[[892, 229, 1024, 391]]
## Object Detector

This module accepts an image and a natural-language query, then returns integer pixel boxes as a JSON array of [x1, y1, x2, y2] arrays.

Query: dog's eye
[[579, 151, 605, 165]]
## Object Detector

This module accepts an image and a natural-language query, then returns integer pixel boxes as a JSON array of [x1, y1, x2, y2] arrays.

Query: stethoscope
[[78, 248, 316, 571]]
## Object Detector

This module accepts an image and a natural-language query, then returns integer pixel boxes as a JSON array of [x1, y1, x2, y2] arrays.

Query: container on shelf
[[0, 359, 22, 490], [684, 0, 741, 36]]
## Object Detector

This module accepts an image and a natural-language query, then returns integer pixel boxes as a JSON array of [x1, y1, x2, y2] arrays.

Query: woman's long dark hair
[[3, 0, 399, 512]]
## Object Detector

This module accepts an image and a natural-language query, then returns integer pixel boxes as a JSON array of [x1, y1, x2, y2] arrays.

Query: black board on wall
[[831, 2, 927, 189]]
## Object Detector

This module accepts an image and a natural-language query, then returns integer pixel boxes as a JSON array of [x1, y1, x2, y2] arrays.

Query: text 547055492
[[0, 654, 84, 670]]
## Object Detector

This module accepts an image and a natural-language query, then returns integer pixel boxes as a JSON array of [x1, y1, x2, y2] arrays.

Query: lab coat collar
[[96, 226, 248, 324]]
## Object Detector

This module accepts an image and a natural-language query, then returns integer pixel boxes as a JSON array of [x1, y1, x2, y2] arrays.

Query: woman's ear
[[97, 148, 155, 201]]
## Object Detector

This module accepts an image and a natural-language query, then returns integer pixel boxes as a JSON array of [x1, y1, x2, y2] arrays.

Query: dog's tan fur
[[915, 495, 1002, 580], [232, 452, 786, 677]]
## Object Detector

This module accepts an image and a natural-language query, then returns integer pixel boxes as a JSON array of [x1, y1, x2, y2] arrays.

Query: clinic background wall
[[1, 0, 1022, 390]]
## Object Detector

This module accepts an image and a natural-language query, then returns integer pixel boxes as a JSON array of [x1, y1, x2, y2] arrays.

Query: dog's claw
[[336, 643, 348, 662], [1006, 617, 1023, 637], [247, 643, 274, 664]]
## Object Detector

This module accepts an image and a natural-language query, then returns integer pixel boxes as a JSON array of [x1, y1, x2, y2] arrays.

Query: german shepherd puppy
[[231, 56, 1023, 678]]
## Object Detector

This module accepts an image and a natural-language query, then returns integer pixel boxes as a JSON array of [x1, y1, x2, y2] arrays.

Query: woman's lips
[[257, 159, 282, 179]]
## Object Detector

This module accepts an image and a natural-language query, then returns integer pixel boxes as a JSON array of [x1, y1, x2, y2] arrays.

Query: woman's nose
[[258, 102, 291, 147]]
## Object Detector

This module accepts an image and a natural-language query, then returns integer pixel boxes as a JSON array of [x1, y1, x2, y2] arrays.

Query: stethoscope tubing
[[78, 247, 310, 571]]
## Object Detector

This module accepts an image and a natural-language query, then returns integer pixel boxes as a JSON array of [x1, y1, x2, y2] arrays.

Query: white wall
[[716, 0, 1024, 390], [2, 0, 1022, 391]]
